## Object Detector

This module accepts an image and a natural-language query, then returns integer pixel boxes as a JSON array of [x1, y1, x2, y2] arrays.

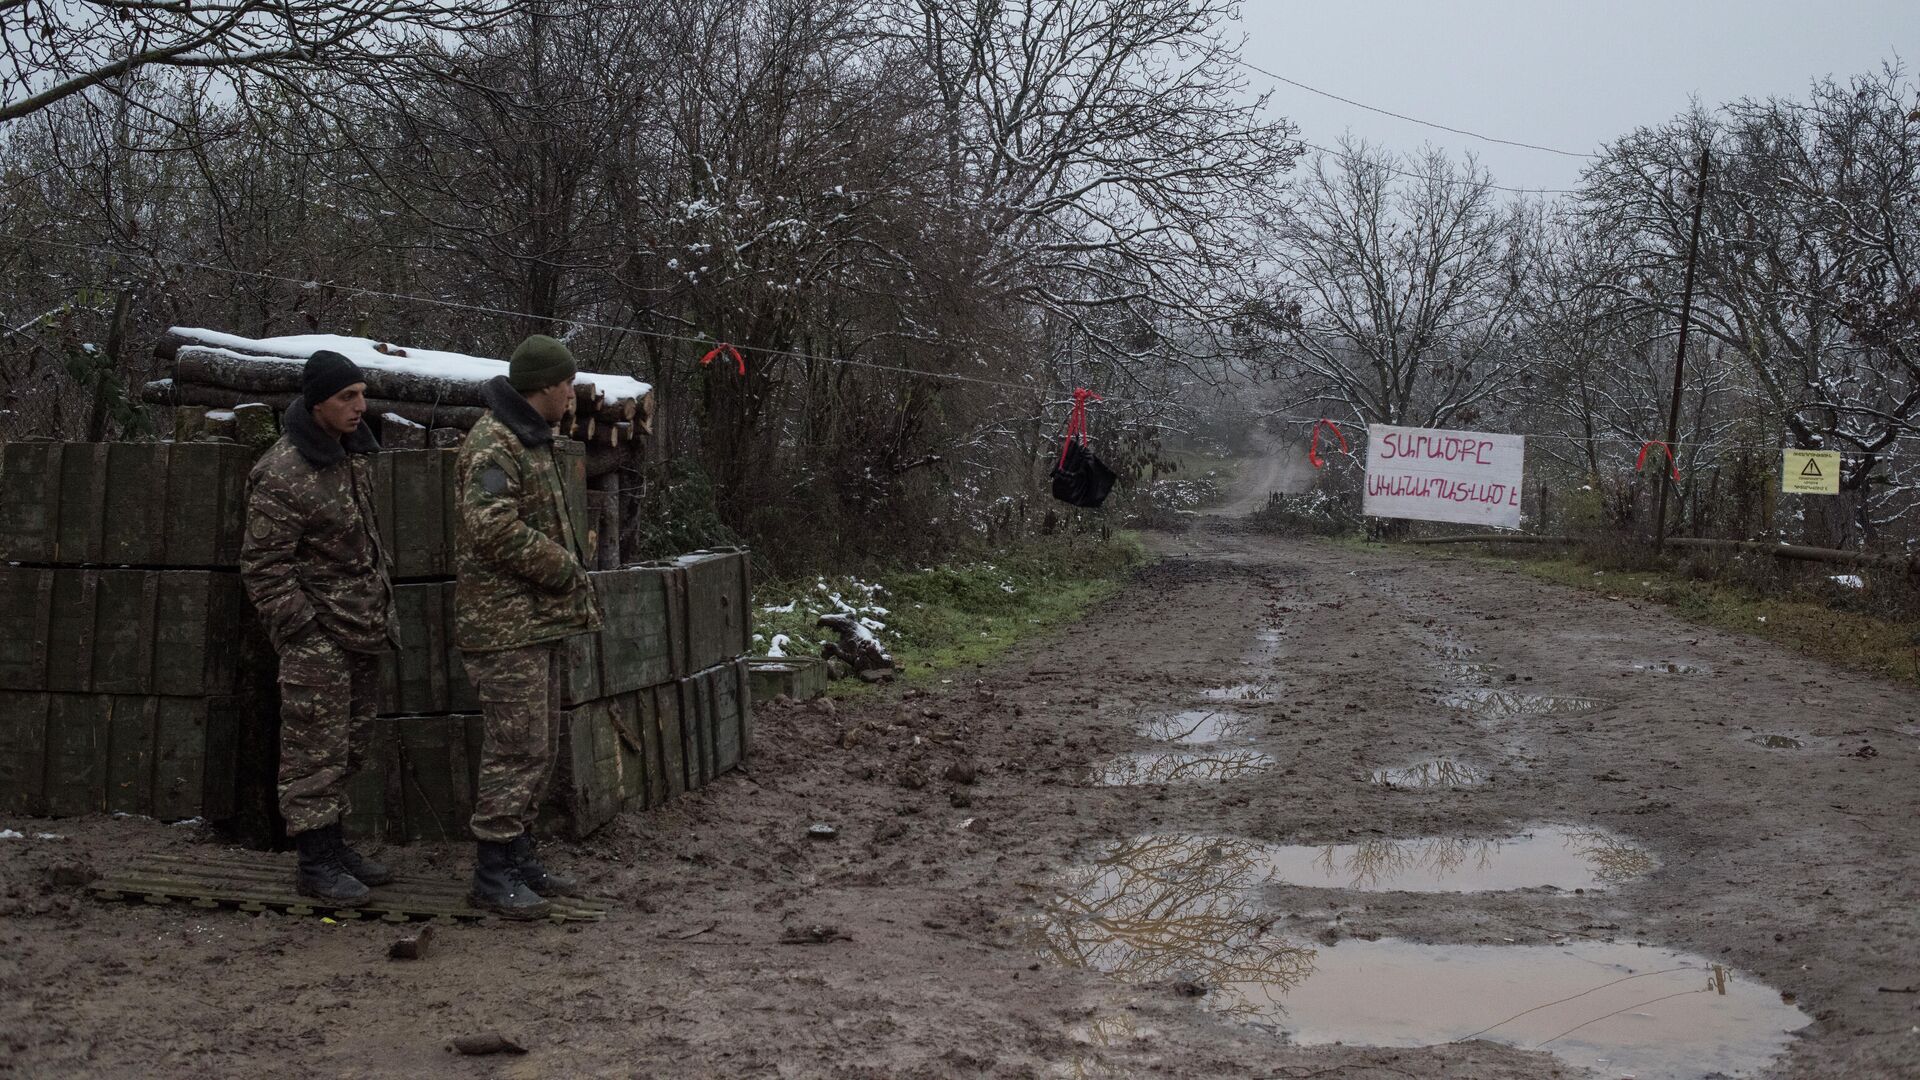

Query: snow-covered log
[[141, 379, 484, 429], [816, 613, 896, 672], [156, 328, 652, 427]]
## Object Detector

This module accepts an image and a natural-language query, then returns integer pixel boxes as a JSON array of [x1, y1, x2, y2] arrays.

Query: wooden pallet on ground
[[90, 851, 611, 923]]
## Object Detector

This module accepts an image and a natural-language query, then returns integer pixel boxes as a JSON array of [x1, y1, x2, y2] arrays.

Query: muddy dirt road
[[4, 520, 1918, 1079], [1213, 436, 1315, 517]]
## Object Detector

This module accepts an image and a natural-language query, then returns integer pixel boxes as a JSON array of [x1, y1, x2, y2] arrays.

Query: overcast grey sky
[[1235, 1, 1915, 194]]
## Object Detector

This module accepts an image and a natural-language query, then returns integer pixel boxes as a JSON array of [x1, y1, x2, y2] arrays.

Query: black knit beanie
[[509, 335, 577, 392], [303, 350, 365, 405]]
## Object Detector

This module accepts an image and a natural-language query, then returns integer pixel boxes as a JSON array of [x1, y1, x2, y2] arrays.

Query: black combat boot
[[470, 840, 552, 920], [294, 827, 371, 906], [508, 832, 580, 898], [329, 822, 394, 887]]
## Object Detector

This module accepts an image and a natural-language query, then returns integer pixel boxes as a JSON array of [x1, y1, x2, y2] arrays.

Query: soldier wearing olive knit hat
[[453, 333, 599, 918]]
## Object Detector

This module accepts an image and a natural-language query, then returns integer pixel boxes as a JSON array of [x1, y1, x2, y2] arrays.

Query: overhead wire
[[15, 239, 1918, 457], [1235, 58, 1600, 161], [5, 232, 1156, 407], [1292, 138, 1579, 196]]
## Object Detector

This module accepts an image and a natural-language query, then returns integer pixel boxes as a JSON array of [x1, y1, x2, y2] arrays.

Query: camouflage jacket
[[240, 399, 399, 654], [453, 376, 601, 651]]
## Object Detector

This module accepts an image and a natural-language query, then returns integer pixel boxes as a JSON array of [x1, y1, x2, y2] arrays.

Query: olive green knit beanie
[[509, 334, 577, 392]]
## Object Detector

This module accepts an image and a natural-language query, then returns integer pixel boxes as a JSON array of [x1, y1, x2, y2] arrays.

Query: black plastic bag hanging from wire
[[1050, 388, 1115, 508]]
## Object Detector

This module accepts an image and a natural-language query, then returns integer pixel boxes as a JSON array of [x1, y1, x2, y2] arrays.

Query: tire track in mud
[[1, 528, 1915, 1079]]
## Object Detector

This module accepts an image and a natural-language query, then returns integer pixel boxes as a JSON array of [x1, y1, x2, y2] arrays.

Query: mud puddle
[[1200, 682, 1276, 702], [1422, 629, 1479, 659], [1631, 659, 1713, 675], [1447, 662, 1497, 685], [1369, 758, 1488, 790], [1044, 828, 1650, 906], [1441, 688, 1606, 719], [1253, 826, 1653, 893], [1138, 708, 1257, 745], [1082, 750, 1276, 786], [1029, 837, 1802, 1080]]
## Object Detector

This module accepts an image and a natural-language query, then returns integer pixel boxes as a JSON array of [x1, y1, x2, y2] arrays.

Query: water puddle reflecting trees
[[1630, 659, 1713, 675], [1200, 682, 1276, 702], [1441, 689, 1606, 719], [1083, 750, 1277, 786], [1028, 834, 1805, 1079], [1137, 709, 1257, 745], [1369, 758, 1488, 790], [1261, 826, 1654, 892]]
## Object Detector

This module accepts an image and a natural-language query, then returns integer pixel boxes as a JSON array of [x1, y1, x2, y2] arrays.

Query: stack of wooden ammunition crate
[[0, 439, 752, 846]]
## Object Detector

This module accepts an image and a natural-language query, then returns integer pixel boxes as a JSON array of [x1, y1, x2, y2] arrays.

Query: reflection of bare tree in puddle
[[1138, 709, 1251, 744], [1560, 827, 1656, 885], [1441, 689, 1603, 719], [1299, 828, 1653, 890], [1426, 630, 1479, 659], [1312, 836, 1500, 889], [1028, 836, 1318, 1024], [1201, 681, 1276, 702], [1369, 759, 1485, 789], [1087, 750, 1275, 786]]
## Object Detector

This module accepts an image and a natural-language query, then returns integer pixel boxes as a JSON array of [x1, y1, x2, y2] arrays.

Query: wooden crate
[[547, 692, 653, 839], [676, 550, 752, 673], [643, 682, 686, 804], [0, 441, 252, 568], [387, 713, 484, 842], [0, 691, 255, 821], [372, 449, 457, 581], [592, 566, 684, 695], [747, 655, 827, 702], [677, 659, 752, 789], [379, 582, 477, 716], [0, 568, 259, 697], [563, 630, 602, 707], [376, 444, 591, 583]]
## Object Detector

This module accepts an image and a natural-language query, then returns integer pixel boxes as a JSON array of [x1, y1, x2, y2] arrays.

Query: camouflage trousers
[[277, 628, 383, 835], [462, 642, 564, 843]]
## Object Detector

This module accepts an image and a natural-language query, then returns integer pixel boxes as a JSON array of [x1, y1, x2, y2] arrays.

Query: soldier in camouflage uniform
[[240, 350, 401, 906], [455, 334, 601, 919]]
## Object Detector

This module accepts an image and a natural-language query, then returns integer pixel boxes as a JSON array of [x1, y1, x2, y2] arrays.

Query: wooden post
[[172, 406, 210, 443], [232, 403, 278, 449], [588, 472, 621, 570], [1654, 145, 1711, 554]]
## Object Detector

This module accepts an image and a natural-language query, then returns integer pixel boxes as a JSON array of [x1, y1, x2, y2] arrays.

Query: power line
[[1260, 412, 1920, 453], [21, 232, 1918, 454], [1238, 58, 1600, 161], [6, 233, 1156, 407], [1296, 138, 1577, 196]]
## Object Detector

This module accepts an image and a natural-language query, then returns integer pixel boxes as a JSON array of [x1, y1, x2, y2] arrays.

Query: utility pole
[[1654, 145, 1710, 554]]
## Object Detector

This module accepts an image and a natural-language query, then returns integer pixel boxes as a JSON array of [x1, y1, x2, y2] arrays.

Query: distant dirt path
[[3, 520, 1916, 1079], [1215, 435, 1314, 516]]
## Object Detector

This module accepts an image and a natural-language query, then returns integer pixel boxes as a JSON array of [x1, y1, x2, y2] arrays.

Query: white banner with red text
[[1362, 424, 1525, 529]]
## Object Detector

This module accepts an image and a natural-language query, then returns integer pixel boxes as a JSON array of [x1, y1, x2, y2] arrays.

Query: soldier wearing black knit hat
[[239, 349, 401, 906]]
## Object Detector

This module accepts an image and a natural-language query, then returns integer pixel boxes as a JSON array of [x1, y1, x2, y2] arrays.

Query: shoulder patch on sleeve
[[480, 466, 510, 496]]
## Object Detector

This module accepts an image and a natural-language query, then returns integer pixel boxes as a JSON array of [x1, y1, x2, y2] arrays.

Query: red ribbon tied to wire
[[1057, 387, 1103, 469], [699, 342, 746, 375], [1308, 419, 1350, 469], [1636, 440, 1679, 481]]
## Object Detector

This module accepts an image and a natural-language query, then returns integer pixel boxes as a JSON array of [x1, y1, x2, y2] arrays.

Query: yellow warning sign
[[1781, 449, 1840, 494]]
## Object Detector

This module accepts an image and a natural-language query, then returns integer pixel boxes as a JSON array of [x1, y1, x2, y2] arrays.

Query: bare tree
[[1582, 67, 1920, 546], [0, 0, 519, 125], [1261, 140, 1531, 430]]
